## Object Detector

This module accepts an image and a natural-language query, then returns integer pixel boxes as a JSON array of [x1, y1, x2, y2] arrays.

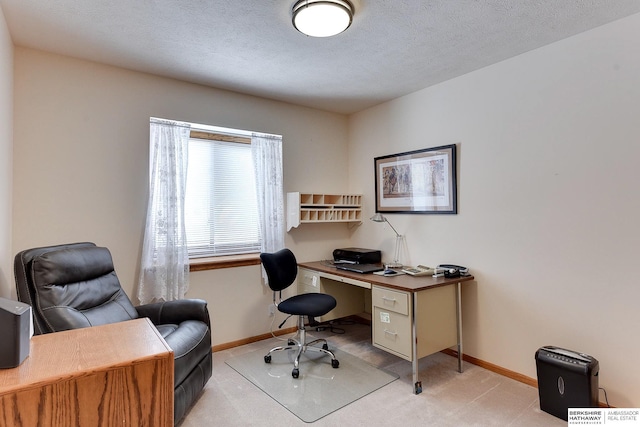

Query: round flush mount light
[[292, 0, 354, 38]]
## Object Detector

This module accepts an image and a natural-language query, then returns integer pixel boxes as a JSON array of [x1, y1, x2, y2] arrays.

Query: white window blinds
[[185, 137, 260, 257]]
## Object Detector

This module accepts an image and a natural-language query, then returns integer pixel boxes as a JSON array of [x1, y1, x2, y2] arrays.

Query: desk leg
[[456, 281, 464, 373], [412, 294, 422, 394]]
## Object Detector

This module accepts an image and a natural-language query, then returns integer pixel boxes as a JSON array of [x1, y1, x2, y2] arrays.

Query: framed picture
[[374, 144, 457, 214]]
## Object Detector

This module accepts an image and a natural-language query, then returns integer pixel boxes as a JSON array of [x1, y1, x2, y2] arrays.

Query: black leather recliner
[[14, 242, 212, 425]]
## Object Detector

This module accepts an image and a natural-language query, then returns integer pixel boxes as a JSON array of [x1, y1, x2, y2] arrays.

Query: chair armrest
[[136, 299, 210, 327]]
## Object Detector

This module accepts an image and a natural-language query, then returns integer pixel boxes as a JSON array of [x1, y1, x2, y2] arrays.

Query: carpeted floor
[[179, 322, 566, 426]]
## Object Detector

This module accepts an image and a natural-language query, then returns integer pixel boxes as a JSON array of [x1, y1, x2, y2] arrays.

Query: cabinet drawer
[[372, 286, 409, 315], [372, 307, 412, 360]]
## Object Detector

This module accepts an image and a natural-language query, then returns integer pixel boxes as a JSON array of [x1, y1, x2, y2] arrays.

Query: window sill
[[189, 253, 261, 272]]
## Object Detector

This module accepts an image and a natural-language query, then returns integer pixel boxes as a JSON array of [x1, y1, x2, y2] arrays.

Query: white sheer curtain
[[252, 133, 285, 282], [138, 118, 191, 304]]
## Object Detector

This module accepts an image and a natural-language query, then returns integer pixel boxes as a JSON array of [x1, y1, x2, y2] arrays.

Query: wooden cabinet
[[287, 192, 362, 230], [0, 318, 174, 427]]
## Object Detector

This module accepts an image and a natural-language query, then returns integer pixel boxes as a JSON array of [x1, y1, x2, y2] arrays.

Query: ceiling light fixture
[[292, 0, 354, 38]]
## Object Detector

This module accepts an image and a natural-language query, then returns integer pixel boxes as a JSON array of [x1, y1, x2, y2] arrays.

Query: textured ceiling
[[2, 0, 639, 114]]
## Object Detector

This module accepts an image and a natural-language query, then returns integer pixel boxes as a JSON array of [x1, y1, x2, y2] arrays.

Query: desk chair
[[260, 249, 339, 378]]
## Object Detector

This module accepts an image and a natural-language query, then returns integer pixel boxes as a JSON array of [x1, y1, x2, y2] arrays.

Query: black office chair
[[14, 242, 212, 425], [260, 248, 339, 378]]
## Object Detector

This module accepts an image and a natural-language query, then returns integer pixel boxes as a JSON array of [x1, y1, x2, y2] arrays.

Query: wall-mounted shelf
[[287, 192, 362, 231]]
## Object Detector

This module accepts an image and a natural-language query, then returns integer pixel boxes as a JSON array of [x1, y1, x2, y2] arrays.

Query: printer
[[333, 247, 381, 264]]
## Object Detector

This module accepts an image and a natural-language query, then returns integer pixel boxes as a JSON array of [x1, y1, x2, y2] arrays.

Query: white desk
[[298, 261, 474, 394]]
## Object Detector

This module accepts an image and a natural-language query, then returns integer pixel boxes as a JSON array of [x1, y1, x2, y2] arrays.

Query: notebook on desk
[[335, 263, 384, 274]]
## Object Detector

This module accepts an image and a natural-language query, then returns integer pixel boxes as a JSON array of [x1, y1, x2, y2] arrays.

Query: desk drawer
[[373, 307, 412, 360], [317, 270, 371, 289], [372, 286, 409, 315]]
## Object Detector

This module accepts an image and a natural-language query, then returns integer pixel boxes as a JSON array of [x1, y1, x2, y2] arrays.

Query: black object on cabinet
[[0, 297, 31, 369]]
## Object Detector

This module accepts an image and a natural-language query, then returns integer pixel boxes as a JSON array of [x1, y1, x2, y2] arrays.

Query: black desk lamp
[[370, 213, 403, 268]]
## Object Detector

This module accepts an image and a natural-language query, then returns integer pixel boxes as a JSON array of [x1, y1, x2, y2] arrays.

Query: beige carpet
[[179, 323, 566, 426]]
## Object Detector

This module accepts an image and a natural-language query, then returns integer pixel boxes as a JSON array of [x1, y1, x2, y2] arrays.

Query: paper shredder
[[535, 346, 599, 420]]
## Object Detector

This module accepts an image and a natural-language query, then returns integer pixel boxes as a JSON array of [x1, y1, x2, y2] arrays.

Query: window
[[185, 130, 260, 258], [144, 117, 284, 270]]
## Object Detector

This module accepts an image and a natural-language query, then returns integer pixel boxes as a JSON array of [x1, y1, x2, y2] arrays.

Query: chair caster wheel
[[292, 368, 299, 378], [331, 359, 339, 368], [264, 355, 271, 363], [322, 343, 329, 350], [288, 339, 295, 346]]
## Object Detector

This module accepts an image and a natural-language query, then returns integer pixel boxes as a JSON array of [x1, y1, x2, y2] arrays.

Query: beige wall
[[349, 13, 640, 406], [0, 7, 12, 299], [12, 48, 352, 344]]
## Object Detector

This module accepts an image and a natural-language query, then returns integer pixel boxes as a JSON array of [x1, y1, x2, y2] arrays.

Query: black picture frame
[[374, 144, 457, 214]]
